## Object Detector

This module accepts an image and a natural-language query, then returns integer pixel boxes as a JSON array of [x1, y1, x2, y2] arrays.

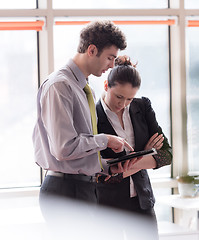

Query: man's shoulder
[[44, 64, 77, 87], [50, 64, 74, 83], [39, 67, 75, 100]]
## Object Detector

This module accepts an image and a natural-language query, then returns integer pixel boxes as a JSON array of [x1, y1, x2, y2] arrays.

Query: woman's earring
[[104, 80, 108, 91]]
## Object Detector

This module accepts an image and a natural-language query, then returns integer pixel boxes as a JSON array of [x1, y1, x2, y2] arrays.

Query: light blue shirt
[[32, 59, 108, 175]]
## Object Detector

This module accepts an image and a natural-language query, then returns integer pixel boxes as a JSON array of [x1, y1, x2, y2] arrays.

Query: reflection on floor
[[0, 191, 199, 240]]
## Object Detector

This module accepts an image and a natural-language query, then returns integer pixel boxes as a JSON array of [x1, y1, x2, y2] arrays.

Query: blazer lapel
[[96, 100, 118, 136], [96, 100, 126, 158], [129, 100, 149, 151]]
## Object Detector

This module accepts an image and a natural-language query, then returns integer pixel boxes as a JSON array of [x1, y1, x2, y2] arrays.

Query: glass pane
[[54, 18, 171, 178], [153, 188, 172, 222], [53, 0, 168, 9], [0, 0, 36, 9], [121, 24, 170, 178], [185, 0, 199, 9], [186, 27, 199, 173], [0, 30, 40, 188]]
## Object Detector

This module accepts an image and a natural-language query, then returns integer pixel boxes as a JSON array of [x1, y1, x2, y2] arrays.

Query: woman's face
[[104, 82, 139, 114]]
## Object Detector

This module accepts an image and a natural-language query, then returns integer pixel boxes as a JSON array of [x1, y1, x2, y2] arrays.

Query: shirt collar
[[67, 59, 87, 89], [101, 95, 111, 114]]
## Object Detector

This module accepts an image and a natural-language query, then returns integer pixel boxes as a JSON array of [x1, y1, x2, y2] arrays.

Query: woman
[[96, 56, 172, 236]]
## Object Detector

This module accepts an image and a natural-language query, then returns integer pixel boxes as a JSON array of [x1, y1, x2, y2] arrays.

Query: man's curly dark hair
[[77, 20, 127, 55]]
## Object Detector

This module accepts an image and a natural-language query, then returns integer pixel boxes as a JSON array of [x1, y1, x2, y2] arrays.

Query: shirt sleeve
[[100, 157, 110, 175], [40, 81, 108, 161], [153, 149, 172, 169]]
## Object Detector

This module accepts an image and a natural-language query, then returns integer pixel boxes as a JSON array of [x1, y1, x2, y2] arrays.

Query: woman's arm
[[123, 155, 157, 178], [123, 131, 170, 178], [110, 131, 163, 176], [141, 97, 173, 168]]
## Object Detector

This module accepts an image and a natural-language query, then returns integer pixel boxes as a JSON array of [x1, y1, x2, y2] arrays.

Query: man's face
[[90, 45, 118, 77]]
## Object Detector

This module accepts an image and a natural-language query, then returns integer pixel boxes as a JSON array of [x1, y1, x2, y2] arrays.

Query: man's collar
[[67, 59, 87, 89]]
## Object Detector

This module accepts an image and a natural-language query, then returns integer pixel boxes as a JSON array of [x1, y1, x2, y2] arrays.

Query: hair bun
[[115, 55, 137, 68]]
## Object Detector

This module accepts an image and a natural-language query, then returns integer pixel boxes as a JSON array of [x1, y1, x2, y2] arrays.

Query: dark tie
[[83, 84, 103, 171]]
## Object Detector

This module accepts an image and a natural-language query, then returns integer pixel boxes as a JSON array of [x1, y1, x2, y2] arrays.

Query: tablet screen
[[106, 148, 157, 166]]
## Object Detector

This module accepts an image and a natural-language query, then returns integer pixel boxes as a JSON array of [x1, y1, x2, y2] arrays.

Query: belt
[[47, 170, 98, 183], [47, 171, 123, 184]]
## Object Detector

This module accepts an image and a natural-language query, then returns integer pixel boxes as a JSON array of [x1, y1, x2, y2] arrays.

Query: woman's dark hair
[[107, 55, 141, 88], [77, 20, 127, 55]]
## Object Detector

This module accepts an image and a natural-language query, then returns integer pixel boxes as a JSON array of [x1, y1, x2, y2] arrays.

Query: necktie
[[83, 84, 103, 171]]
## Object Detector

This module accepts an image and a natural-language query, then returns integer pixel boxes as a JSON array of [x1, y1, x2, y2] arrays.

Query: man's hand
[[106, 135, 134, 153]]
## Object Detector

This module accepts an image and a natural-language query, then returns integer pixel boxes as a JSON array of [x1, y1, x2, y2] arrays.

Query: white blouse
[[101, 97, 137, 197]]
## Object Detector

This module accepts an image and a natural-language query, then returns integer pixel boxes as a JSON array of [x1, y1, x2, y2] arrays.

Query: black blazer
[[96, 97, 172, 209]]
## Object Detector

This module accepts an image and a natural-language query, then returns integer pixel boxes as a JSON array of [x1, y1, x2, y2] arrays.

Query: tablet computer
[[106, 148, 157, 166]]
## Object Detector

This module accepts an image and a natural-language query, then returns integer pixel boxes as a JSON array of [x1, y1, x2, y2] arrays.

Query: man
[[32, 20, 132, 210]]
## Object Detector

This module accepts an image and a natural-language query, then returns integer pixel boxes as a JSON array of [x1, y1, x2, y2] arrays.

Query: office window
[[121, 24, 171, 178], [185, 0, 199, 9], [54, 18, 171, 178], [0, 30, 40, 188], [53, 0, 168, 9], [0, 0, 36, 9], [186, 27, 199, 173], [153, 188, 172, 222]]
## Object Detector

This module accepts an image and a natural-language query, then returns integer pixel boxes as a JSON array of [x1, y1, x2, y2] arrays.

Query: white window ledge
[[151, 178, 178, 189], [0, 178, 178, 198], [0, 187, 40, 198]]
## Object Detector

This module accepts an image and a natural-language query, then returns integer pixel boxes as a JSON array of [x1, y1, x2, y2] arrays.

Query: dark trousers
[[40, 175, 97, 202], [39, 175, 159, 240], [96, 177, 159, 239], [96, 177, 155, 214]]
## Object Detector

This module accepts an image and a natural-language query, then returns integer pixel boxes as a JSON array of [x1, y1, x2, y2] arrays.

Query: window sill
[[0, 186, 40, 199], [151, 178, 178, 188], [0, 178, 177, 198]]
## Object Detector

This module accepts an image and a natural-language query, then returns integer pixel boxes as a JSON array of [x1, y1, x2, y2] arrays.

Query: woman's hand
[[109, 157, 139, 174], [144, 133, 164, 150]]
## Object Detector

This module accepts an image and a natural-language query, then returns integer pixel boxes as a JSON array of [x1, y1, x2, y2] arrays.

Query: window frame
[[0, 0, 199, 221]]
